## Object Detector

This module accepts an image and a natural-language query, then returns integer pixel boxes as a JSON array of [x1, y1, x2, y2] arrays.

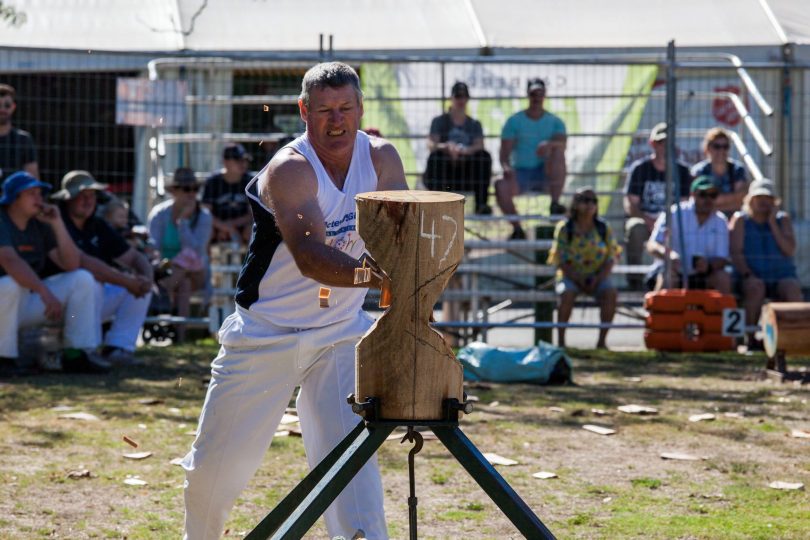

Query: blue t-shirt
[[501, 111, 566, 169], [690, 159, 747, 194]]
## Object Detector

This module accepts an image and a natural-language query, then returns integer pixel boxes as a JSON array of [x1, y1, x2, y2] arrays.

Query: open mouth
[[327, 129, 346, 137]]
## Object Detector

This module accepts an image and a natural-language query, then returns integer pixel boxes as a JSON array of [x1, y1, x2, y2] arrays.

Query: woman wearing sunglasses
[[147, 167, 212, 341], [690, 127, 748, 214], [547, 187, 620, 349]]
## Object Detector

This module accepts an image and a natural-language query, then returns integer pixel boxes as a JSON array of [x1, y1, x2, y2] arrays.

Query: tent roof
[[2, 0, 808, 55]]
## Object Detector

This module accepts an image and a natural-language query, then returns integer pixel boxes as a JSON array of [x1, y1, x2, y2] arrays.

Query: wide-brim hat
[[51, 170, 108, 200], [165, 167, 201, 188], [0, 171, 52, 205]]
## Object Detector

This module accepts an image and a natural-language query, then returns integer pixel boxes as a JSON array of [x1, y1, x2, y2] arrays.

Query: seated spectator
[[623, 122, 692, 288], [729, 179, 802, 349], [423, 81, 493, 214], [52, 171, 154, 365], [548, 187, 619, 349], [202, 143, 253, 245], [647, 176, 731, 294], [0, 172, 107, 375], [101, 196, 160, 261], [690, 127, 748, 215], [148, 167, 212, 342], [495, 78, 567, 239]]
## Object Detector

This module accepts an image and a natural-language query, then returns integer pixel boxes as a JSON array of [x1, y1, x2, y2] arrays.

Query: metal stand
[[245, 396, 555, 540]]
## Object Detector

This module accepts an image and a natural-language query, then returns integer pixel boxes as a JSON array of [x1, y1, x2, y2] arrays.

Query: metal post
[[663, 40, 677, 290]]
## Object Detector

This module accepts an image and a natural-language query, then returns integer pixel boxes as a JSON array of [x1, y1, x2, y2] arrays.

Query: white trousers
[[183, 311, 387, 540], [96, 283, 151, 351], [0, 270, 100, 358]]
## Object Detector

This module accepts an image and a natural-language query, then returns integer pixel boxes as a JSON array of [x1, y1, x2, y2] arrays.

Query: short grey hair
[[299, 62, 363, 107]]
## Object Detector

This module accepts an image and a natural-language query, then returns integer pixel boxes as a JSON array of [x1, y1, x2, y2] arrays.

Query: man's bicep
[[265, 163, 325, 248], [375, 144, 408, 191]]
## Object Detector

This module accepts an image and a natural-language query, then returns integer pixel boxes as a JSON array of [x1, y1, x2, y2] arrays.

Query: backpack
[[564, 216, 608, 244]]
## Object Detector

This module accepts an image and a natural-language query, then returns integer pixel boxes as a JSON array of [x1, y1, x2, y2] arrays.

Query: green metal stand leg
[[431, 425, 556, 539], [245, 421, 396, 540]]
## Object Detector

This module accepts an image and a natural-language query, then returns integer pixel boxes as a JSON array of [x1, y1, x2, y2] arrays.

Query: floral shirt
[[547, 220, 621, 280]]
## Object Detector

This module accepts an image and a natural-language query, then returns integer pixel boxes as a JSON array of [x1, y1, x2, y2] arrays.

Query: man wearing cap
[[495, 77, 567, 239], [52, 170, 154, 365], [0, 83, 39, 182], [423, 81, 493, 214], [202, 143, 254, 245], [0, 171, 105, 375], [729, 179, 801, 349], [647, 175, 731, 293], [623, 122, 693, 288]]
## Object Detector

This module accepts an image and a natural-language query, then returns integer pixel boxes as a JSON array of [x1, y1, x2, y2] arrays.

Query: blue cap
[[0, 171, 52, 205]]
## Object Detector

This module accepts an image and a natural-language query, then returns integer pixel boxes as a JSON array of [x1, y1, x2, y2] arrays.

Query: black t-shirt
[[0, 128, 37, 182], [202, 172, 252, 221], [60, 208, 129, 265], [624, 156, 692, 216], [0, 206, 56, 278], [429, 113, 484, 147]]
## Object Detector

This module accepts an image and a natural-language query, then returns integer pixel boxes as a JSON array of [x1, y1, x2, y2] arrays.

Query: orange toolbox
[[644, 289, 737, 352]]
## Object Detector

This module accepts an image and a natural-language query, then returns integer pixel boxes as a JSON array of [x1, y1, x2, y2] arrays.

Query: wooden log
[[355, 190, 465, 420], [763, 302, 810, 358]]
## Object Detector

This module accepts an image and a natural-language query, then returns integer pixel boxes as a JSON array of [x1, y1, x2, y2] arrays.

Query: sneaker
[[549, 201, 567, 215], [475, 204, 493, 215], [102, 346, 142, 366], [62, 349, 112, 374], [509, 227, 527, 241]]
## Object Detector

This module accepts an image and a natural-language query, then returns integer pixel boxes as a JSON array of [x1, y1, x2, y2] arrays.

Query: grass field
[[1, 342, 808, 539]]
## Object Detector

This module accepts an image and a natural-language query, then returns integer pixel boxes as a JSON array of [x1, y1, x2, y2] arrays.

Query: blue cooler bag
[[457, 340, 572, 385]]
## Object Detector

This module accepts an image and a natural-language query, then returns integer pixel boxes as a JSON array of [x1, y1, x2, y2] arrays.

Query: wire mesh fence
[[1, 47, 807, 345]]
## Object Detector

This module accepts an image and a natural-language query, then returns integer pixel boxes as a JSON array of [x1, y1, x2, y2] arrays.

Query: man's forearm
[[51, 223, 80, 270], [2, 256, 49, 296]]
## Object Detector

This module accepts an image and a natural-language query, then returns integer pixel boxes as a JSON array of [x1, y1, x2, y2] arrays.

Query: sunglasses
[[710, 142, 730, 150], [173, 185, 199, 193], [697, 191, 719, 199], [577, 197, 598, 204]]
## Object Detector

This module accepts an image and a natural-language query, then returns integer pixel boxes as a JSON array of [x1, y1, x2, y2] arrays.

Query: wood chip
[[466, 395, 479, 402], [137, 397, 164, 405], [274, 430, 290, 438], [532, 471, 557, 479], [583, 424, 616, 436], [168, 407, 181, 414], [123, 451, 153, 460], [319, 286, 331, 308], [660, 452, 701, 461], [123, 477, 147, 486], [623, 377, 642, 383], [790, 429, 810, 439], [487, 401, 500, 408], [59, 412, 99, 421], [483, 453, 518, 466], [591, 408, 608, 416], [689, 413, 716, 422], [723, 412, 744, 419], [618, 404, 659, 415], [548, 406, 564, 413], [768, 481, 804, 491], [170, 457, 185, 466], [280, 413, 299, 425], [66, 469, 92, 479], [353, 267, 372, 284], [123, 435, 139, 448], [51, 405, 75, 412]]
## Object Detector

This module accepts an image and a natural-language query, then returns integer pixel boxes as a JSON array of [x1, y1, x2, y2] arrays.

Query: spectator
[[148, 167, 212, 341], [0, 172, 107, 375], [52, 171, 154, 365], [623, 122, 692, 288], [647, 176, 731, 294], [0, 84, 38, 181], [729, 179, 801, 349], [495, 78, 567, 239], [202, 143, 253, 245], [690, 127, 748, 214], [423, 81, 493, 214], [101, 196, 130, 233], [548, 187, 619, 349]]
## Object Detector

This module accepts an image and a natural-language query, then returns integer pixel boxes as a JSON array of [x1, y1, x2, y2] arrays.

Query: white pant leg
[[0, 276, 25, 358], [183, 337, 300, 540], [101, 283, 152, 351], [19, 270, 100, 351], [296, 314, 388, 540]]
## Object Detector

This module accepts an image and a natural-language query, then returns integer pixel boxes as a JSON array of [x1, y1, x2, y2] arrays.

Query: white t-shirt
[[651, 199, 729, 275]]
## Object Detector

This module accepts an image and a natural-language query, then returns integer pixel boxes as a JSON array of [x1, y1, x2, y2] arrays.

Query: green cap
[[690, 175, 717, 193]]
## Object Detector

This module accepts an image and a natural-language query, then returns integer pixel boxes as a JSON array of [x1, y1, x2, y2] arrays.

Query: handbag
[[172, 247, 204, 272]]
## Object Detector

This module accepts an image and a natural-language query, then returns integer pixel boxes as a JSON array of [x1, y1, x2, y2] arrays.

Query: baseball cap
[[527, 78, 546, 94], [747, 178, 777, 198], [451, 81, 470, 98], [690, 175, 718, 193], [650, 122, 668, 142], [223, 143, 252, 161], [51, 170, 108, 201], [0, 171, 52, 205]]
